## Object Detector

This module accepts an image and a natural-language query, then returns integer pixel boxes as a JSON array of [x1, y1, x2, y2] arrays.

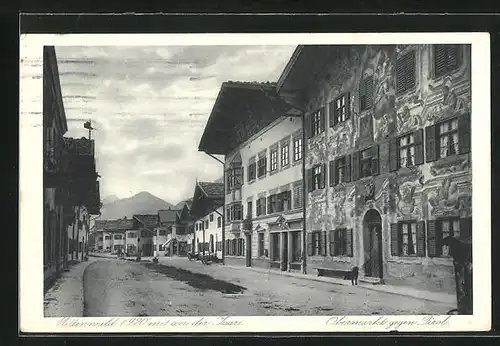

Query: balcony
[[44, 139, 65, 188]]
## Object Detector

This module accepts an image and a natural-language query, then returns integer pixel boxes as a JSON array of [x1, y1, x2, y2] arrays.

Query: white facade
[[193, 206, 224, 259]]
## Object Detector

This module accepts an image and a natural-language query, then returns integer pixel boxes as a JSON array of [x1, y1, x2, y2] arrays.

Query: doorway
[[281, 232, 288, 271], [245, 233, 252, 267], [363, 209, 383, 279]]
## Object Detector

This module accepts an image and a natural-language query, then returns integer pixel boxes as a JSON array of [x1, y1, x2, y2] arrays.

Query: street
[[83, 258, 454, 316]]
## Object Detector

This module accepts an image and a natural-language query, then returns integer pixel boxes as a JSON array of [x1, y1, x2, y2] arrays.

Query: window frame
[[332, 93, 349, 126], [258, 232, 265, 257], [360, 147, 375, 178], [270, 148, 278, 172], [433, 44, 462, 79], [311, 110, 322, 136], [399, 221, 418, 257], [312, 165, 323, 191], [293, 137, 303, 162], [257, 156, 267, 178], [281, 142, 290, 167], [437, 117, 459, 159]]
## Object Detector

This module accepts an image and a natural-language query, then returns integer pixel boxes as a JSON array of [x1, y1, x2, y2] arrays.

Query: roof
[[198, 182, 224, 198], [64, 137, 95, 156], [133, 214, 159, 227], [44, 46, 68, 134], [198, 81, 292, 155], [276, 45, 355, 95], [158, 209, 178, 223], [94, 218, 134, 231]]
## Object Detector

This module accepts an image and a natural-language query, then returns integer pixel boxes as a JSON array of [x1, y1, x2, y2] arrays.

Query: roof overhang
[[198, 81, 292, 156]]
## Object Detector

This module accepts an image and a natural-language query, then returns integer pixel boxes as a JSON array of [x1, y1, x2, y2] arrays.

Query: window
[[293, 137, 302, 161], [426, 115, 470, 162], [205, 220, 209, 229], [358, 146, 379, 178], [311, 109, 322, 136], [159, 229, 166, 236], [114, 234, 122, 240], [127, 232, 136, 238], [226, 207, 231, 222], [257, 156, 267, 177], [359, 76, 374, 111], [98, 236, 103, 241], [438, 118, 459, 159], [267, 194, 278, 214], [217, 216, 222, 228], [396, 51, 416, 95], [281, 143, 289, 167], [331, 93, 350, 126], [307, 231, 325, 256], [293, 183, 303, 209], [391, 221, 426, 257], [248, 162, 256, 181], [276, 190, 291, 212], [237, 238, 245, 256], [256, 197, 266, 216], [195, 223, 198, 231], [434, 44, 461, 78], [230, 204, 243, 221], [440, 219, 461, 257], [308, 164, 325, 192], [270, 149, 278, 171], [247, 200, 253, 219], [258, 233, 265, 257], [209, 214, 214, 222], [105, 236, 111, 240], [329, 229, 353, 257], [227, 166, 243, 189], [330, 155, 351, 186]]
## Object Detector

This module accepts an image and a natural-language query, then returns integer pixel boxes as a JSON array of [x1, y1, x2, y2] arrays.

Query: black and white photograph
[[19, 32, 491, 333]]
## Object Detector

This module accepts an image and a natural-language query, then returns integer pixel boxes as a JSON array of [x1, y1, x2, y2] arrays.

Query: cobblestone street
[[81, 257, 455, 316]]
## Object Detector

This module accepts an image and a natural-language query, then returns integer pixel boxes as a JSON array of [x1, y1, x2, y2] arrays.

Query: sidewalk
[[44, 258, 99, 317], [156, 256, 456, 305]]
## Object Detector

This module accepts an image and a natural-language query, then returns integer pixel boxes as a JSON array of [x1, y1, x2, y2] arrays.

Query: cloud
[[55, 44, 296, 204]]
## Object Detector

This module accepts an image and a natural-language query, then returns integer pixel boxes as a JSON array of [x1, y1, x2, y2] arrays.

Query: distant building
[[94, 218, 134, 254], [157, 208, 178, 256], [199, 81, 303, 270], [132, 214, 158, 256], [190, 181, 224, 259]]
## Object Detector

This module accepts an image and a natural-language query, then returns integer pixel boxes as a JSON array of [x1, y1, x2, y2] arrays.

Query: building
[[156, 208, 178, 256], [43, 46, 101, 289], [132, 214, 158, 256], [190, 181, 224, 258], [276, 44, 471, 292], [198, 81, 303, 270], [94, 218, 134, 254]]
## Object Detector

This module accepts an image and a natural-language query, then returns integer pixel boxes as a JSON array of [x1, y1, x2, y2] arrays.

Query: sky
[[54, 45, 297, 205]]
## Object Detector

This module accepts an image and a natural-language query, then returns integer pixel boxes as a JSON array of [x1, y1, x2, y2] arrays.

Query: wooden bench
[[315, 267, 352, 279]]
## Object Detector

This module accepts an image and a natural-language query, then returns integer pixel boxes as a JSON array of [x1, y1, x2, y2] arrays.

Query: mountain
[[102, 194, 119, 204], [99, 191, 175, 220], [174, 198, 193, 210]]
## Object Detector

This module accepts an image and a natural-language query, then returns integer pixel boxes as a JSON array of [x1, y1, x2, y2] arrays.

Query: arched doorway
[[363, 209, 383, 279]]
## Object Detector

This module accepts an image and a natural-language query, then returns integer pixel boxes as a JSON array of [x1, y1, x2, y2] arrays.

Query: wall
[[194, 206, 223, 258], [224, 115, 304, 267], [301, 44, 471, 292]]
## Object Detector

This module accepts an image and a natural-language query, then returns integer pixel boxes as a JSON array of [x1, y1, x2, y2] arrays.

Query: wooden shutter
[[241, 166, 244, 184], [267, 196, 272, 214], [416, 221, 426, 257], [389, 138, 399, 171], [320, 107, 326, 133], [414, 128, 424, 165], [328, 100, 335, 127], [345, 92, 352, 119], [460, 217, 472, 239], [371, 144, 380, 175], [458, 113, 471, 154], [345, 229, 353, 257], [390, 223, 399, 256], [352, 151, 360, 181], [344, 154, 352, 183], [307, 232, 313, 256], [329, 160, 335, 186], [321, 163, 327, 189], [306, 114, 312, 139], [434, 45, 447, 77], [307, 168, 313, 192], [427, 220, 439, 257], [329, 230, 336, 256], [425, 124, 438, 162], [321, 231, 327, 256]]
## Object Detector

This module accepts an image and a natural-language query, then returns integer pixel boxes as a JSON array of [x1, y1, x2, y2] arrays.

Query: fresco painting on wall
[[427, 176, 471, 217], [373, 49, 396, 121], [424, 77, 470, 124]]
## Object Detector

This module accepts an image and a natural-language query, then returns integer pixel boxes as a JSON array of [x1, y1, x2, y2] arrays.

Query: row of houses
[[194, 44, 472, 293], [43, 46, 101, 291]]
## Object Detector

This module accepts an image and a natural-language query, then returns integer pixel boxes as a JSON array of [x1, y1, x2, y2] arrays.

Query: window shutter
[[427, 220, 438, 257], [306, 114, 313, 139], [345, 92, 352, 119], [416, 221, 426, 257], [307, 168, 313, 192], [267, 196, 271, 214], [460, 217, 472, 239], [390, 223, 399, 256], [352, 151, 360, 181], [425, 124, 437, 162], [389, 138, 399, 171], [329, 160, 335, 187], [346, 229, 353, 257], [434, 45, 447, 77], [414, 128, 424, 165], [371, 144, 380, 175], [344, 154, 352, 183], [241, 166, 244, 184], [321, 163, 327, 189], [321, 231, 327, 256], [329, 100, 335, 127], [307, 232, 313, 256], [329, 230, 336, 256], [320, 107, 326, 133], [458, 113, 471, 154]]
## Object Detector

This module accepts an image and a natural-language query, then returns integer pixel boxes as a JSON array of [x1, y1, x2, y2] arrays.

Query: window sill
[[292, 159, 303, 167], [269, 169, 279, 176], [257, 174, 267, 180]]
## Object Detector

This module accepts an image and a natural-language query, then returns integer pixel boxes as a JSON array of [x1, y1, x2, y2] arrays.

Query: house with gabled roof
[[190, 181, 225, 258], [94, 217, 135, 254], [132, 214, 158, 256]]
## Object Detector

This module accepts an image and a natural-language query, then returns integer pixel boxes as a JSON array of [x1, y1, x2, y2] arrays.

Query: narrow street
[[83, 258, 454, 316]]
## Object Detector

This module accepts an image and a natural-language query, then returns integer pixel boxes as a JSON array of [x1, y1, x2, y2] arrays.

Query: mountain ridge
[[99, 191, 174, 220]]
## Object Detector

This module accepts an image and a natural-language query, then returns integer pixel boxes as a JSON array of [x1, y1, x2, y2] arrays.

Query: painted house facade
[[277, 44, 471, 292], [94, 218, 134, 254], [198, 81, 303, 270], [157, 208, 177, 255], [190, 182, 224, 258], [133, 214, 158, 257]]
